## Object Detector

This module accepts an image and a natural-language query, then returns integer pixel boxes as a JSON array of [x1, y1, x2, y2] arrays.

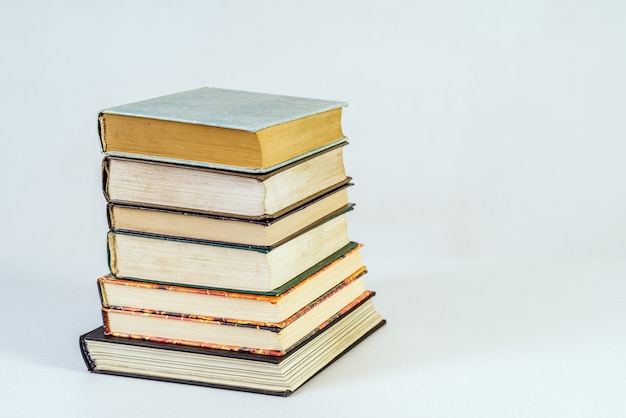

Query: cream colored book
[[103, 143, 349, 220], [107, 184, 352, 248], [108, 212, 352, 292]]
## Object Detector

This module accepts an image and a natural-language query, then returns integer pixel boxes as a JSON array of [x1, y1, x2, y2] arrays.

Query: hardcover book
[[103, 143, 349, 219], [107, 183, 352, 248], [80, 295, 385, 396], [99, 243, 365, 323], [98, 87, 348, 173], [103, 284, 372, 356], [108, 210, 352, 292]]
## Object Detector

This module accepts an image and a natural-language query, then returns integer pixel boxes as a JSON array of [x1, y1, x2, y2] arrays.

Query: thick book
[[80, 295, 385, 396], [102, 276, 371, 356], [107, 183, 352, 248], [98, 87, 348, 173], [108, 210, 352, 293], [103, 142, 349, 220], [99, 244, 365, 324]]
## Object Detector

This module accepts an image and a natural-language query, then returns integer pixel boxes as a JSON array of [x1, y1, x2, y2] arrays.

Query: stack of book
[[79, 87, 385, 396]]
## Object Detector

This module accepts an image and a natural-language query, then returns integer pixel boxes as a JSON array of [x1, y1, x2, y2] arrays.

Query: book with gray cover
[[99, 87, 348, 173]]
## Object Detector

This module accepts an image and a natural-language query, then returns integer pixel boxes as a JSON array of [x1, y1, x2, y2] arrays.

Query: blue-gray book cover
[[99, 88, 348, 173]]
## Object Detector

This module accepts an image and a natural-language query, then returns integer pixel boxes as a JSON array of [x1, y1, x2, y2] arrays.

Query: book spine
[[106, 203, 115, 230], [78, 334, 96, 372], [97, 113, 106, 153], [97, 276, 108, 307], [106, 232, 118, 277], [101, 157, 110, 202]]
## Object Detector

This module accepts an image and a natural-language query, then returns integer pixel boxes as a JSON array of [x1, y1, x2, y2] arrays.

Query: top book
[[98, 88, 348, 173]]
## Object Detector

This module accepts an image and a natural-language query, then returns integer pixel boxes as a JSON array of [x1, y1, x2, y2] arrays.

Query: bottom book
[[79, 296, 385, 396]]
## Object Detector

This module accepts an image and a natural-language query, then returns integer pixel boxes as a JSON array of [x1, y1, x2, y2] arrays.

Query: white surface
[[2, 255, 626, 417], [1, 1, 626, 416]]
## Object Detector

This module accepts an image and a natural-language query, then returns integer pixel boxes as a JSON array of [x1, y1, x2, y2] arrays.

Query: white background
[[1, 1, 625, 416]]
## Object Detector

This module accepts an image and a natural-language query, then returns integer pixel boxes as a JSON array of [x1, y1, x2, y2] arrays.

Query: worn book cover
[[99, 87, 348, 173]]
